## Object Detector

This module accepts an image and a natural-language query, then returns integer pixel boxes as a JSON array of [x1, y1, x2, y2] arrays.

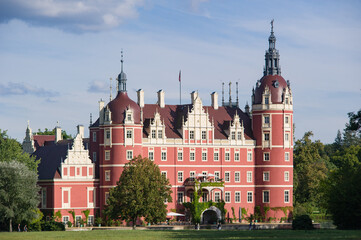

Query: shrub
[[95, 217, 102, 226], [292, 215, 314, 230], [67, 221, 72, 228], [41, 220, 65, 231], [28, 222, 41, 231]]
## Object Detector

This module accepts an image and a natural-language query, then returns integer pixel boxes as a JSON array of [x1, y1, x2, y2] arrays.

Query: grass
[[1, 229, 361, 240]]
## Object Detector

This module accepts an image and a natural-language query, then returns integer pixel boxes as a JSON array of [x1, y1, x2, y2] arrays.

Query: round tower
[[252, 21, 293, 221]]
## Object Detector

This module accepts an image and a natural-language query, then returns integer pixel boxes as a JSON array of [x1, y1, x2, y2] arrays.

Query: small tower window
[[126, 130, 132, 139], [264, 133, 270, 141], [285, 116, 289, 124], [127, 113, 132, 121], [265, 97, 269, 104]]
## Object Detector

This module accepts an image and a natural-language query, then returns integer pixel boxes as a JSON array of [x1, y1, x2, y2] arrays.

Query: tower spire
[[264, 19, 281, 76], [118, 50, 127, 92]]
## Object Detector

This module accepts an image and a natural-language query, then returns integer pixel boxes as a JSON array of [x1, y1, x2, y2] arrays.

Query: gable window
[[231, 131, 235, 140], [285, 98, 289, 104], [189, 130, 194, 140], [126, 130, 132, 139], [151, 130, 156, 138], [264, 152, 270, 161], [190, 152, 195, 161], [263, 190, 270, 203], [263, 171, 270, 181], [127, 113, 132, 121], [238, 132, 242, 140], [265, 97, 269, 104], [158, 130, 163, 138], [126, 150, 133, 160], [202, 131, 206, 140]]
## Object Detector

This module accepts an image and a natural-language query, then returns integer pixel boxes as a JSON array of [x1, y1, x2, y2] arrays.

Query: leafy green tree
[[0, 161, 40, 232], [323, 145, 361, 229], [293, 131, 330, 213], [36, 128, 72, 139], [0, 129, 39, 171], [105, 156, 172, 229]]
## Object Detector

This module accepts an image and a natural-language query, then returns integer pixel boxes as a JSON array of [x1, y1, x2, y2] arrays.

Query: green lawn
[[0, 230, 361, 240]]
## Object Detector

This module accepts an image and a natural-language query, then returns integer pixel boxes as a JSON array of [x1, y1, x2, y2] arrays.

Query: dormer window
[[265, 97, 269, 104], [231, 131, 235, 140], [151, 130, 156, 138], [189, 130, 194, 140], [158, 130, 163, 138], [126, 129, 132, 139], [285, 98, 289, 104], [124, 109, 134, 124], [127, 113, 131, 121], [237, 132, 242, 140]]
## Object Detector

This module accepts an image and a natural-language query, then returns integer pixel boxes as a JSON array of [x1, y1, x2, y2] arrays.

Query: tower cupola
[[264, 20, 281, 76], [118, 50, 127, 92]]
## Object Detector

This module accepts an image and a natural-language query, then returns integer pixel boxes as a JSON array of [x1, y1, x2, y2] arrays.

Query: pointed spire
[[229, 82, 232, 107], [236, 81, 239, 107], [222, 82, 225, 106], [90, 113, 93, 126], [118, 49, 127, 92], [109, 77, 113, 101], [264, 19, 281, 76]]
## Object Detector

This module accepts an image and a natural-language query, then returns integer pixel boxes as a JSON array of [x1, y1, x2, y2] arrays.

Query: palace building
[[23, 25, 293, 225]]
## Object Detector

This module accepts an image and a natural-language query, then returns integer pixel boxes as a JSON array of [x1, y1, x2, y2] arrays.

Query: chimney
[[99, 99, 105, 112], [157, 90, 165, 108], [55, 126, 62, 143], [211, 92, 218, 110], [77, 125, 84, 138], [191, 91, 198, 105], [137, 89, 144, 108]]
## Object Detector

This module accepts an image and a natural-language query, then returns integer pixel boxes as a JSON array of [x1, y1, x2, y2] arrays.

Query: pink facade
[[27, 26, 293, 224]]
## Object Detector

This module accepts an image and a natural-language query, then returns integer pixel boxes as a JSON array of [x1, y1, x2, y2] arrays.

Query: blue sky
[[0, 0, 360, 143]]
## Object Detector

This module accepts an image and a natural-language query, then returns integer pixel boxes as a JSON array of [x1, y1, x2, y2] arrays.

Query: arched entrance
[[201, 206, 222, 224]]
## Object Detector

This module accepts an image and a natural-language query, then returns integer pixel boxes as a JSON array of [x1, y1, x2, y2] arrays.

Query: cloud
[[88, 81, 109, 93], [0, 82, 59, 98], [0, 0, 145, 32]]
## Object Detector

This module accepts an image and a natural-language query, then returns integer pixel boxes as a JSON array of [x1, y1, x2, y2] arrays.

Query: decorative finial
[[229, 82, 232, 107], [27, 120, 30, 127], [109, 77, 113, 101], [222, 82, 225, 106], [56, 121, 60, 127], [90, 113, 93, 126], [121, 49, 124, 72], [236, 81, 239, 107], [271, 19, 274, 33]]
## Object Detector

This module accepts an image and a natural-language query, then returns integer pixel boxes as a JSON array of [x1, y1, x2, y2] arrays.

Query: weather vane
[[271, 19, 274, 32]]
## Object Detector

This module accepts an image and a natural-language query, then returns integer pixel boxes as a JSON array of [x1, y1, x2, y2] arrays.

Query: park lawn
[[0, 229, 361, 240]]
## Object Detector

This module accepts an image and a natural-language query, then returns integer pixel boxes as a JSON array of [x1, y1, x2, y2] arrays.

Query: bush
[[28, 222, 41, 231], [41, 220, 65, 231], [67, 221, 72, 228], [292, 215, 314, 230]]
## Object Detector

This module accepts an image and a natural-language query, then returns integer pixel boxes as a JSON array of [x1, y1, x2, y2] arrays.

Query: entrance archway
[[201, 206, 221, 224]]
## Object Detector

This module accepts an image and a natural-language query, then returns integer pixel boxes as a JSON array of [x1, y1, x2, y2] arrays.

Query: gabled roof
[[33, 135, 55, 149], [33, 139, 89, 180]]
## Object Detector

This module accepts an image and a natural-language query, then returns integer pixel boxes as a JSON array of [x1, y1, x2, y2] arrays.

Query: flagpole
[[179, 70, 181, 105]]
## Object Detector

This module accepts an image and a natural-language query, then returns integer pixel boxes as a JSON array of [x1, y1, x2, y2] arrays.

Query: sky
[[0, 0, 360, 144]]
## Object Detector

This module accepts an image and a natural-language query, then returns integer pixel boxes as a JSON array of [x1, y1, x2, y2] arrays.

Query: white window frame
[[201, 130, 207, 140], [231, 131, 235, 140], [202, 151, 207, 161], [88, 216, 94, 226], [105, 170, 110, 181], [225, 152, 230, 162], [189, 130, 194, 139], [263, 171, 270, 182], [263, 190, 270, 203], [63, 216, 69, 225], [161, 151, 167, 161], [161, 171, 167, 179], [284, 171, 290, 182], [214, 192, 220, 202], [225, 171, 230, 182], [177, 171, 183, 183], [178, 151, 183, 161], [190, 151, 195, 161], [190, 171, 195, 181], [235, 191, 241, 203], [105, 192, 109, 204], [148, 151, 154, 161], [177, 192, 184, 204], [247, 152, 252, 162], [158, 130, 163, 139], [126, 129, 133, 139], [284, 190, 290, 203], [234, 152, 240, 162], [237, 131, 242, 140], [214, 152, 219, 161], [151, 130, 156, 138], [225, 192, 231, 203], [285, 133, 289, 141], [263, 152, 270, 161], [247, 191, 253, 203], [264, 133, 270, 141], [214, 171, 220, 181], [247, 171, 252, 183], [285, 152, 290, 162], [62, 187, 71, 208], [105, 150, 110, 161], [235, 171, 240, 182], [126, 150, 133, 160]]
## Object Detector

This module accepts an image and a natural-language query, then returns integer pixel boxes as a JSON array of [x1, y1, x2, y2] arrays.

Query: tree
[[323, 145, 361, 229], [82, 209, 90, 226], [0, 161, 40, 232], [36, 128, 72, 139], [293, 131, 330, 213], [342, 109, 361, 147], [0, 129, 39, 171], [105, 156, 172, 229]]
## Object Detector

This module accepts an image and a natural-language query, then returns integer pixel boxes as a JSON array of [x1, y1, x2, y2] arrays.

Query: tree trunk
[[133, 218, 136, 230], [9, 218, 12, 232]]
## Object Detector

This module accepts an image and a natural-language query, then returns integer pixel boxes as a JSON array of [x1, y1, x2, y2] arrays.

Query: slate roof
[[32, 138, 89, 180], [33, 135, 55, 149]]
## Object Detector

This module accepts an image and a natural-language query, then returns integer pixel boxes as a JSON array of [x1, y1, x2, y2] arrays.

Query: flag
[[179, 70, 181, 82]]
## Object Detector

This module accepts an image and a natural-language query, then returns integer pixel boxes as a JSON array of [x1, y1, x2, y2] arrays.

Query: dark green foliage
[[41, 220, 65, 231], [36, 128, 72, 139], [28, 221, 41, 231], [82, 209, 90, 226], [105, 156, 172, 228], [68, 210, 75, 226], [0, 129, 40, 172], [0, 161, 40, 232], [292, 215, 314, 230]]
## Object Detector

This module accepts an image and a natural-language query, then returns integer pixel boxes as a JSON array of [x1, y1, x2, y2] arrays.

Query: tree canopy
[[105, 156, 172, 228], [36, 128, 72, 139], [0, 161, 40, 232], [0, 129, 39, 172]]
